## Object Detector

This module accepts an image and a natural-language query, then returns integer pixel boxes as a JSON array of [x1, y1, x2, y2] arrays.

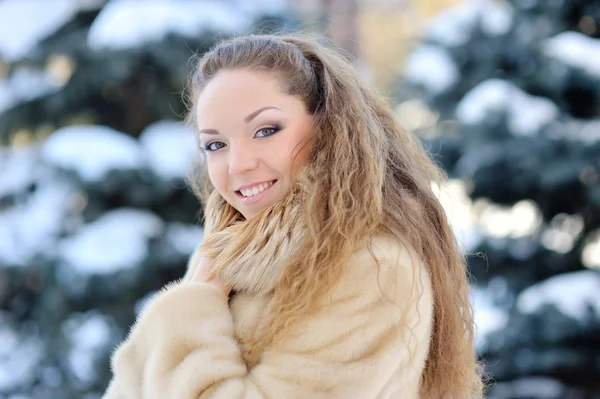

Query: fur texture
[[102, 198, 434, 398], [190, 194, 306, 297]]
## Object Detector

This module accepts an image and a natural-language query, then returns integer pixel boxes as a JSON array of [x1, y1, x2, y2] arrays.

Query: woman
[[103, 35, 485, 398]]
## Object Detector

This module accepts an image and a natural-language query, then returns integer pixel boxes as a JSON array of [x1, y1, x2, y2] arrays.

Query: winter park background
[[0, 0, 599, 398]]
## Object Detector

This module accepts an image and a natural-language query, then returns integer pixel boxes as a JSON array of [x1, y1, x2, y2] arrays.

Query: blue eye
[[203, 141, 226, 152], [255, 124, 282, 138]]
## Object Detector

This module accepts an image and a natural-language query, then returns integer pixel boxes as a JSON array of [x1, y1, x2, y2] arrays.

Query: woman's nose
[[228, 144, 259, 175]]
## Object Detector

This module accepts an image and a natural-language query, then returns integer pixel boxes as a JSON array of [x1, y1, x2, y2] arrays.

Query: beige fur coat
[[102, 202, 434, 398]]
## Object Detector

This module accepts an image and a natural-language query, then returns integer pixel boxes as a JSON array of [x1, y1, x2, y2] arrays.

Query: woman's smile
[[235, 179, 277, 205], [196, 69, 313, 219]]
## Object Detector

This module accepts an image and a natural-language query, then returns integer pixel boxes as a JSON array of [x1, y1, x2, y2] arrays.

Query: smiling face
[[196, 69, 314, 219]]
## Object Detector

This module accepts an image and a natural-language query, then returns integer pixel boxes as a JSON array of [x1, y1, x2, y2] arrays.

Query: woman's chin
[[240, 203, 271, 220]]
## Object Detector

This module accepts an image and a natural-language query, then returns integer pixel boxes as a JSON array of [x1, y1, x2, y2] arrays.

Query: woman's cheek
[[207, 162, 227, 193]]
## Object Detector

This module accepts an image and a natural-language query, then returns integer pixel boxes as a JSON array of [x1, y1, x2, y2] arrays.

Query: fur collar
[[196, 194, 305, 297]]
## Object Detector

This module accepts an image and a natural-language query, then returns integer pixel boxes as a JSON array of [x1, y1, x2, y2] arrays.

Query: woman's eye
[[255, 125, 282, 138], [204, 141, 226, 152]]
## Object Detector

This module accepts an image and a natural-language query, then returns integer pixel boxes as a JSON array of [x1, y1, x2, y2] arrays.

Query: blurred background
[[0, 0, 599, 398]]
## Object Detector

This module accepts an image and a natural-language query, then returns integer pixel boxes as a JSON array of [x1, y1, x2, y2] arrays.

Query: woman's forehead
[[195, 70, 303, 128]]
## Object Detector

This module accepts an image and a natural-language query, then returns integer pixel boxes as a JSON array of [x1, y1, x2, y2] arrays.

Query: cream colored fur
[[102, 197, 434, 398]]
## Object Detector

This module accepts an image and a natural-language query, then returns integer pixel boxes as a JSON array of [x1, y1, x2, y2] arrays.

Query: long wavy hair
[[184, 34, 486, 398]]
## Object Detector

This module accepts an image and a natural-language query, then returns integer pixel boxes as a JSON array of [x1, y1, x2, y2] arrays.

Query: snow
[[41, 125, 143, 183], [426, 2, 477, 47], [479, 0, 514, 36], [491, 377, 568, 399], [517, 270, 600, 320], [456, 79, 559, 135], [58, 208, 164, 274], [432, 179, 483, 251], [62, 312, 112, 384], [88, 0, 253, 51], [404, 45, 459, 94], [426, 0, 514, 47], [477, 200, 543, 239], [0, 316, 45, 391], [0, 0, 80, 61], [470, 284, 510, 350], [0, 67, 62, 114], [165, 222, 204, 255], [0, 178, 73, 266], [542, 31, 600, 78], [139, 120, 198, 181], [582, 233, 600, 269], [40, 121, 200, 184], [0, 146, 40, 198], [548, 119, 600, 143]]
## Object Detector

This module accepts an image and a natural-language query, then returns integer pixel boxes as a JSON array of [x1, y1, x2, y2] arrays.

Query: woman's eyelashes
[[255, 123, 283, 138], [203, 141, 226, 152], [202, 124, 283, 152]]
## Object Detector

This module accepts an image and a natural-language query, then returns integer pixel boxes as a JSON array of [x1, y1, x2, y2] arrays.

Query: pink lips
[[235, 180, 277, 205], [234, 179, 276, 192]]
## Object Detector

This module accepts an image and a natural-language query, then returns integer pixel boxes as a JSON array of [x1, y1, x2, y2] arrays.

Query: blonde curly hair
[[185, 34, 486, 398]]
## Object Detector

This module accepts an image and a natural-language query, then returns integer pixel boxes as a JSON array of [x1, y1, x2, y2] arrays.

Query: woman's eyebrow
[[198, 106, 281, 135], [244, 106, 281, 123], [198, 128, 219, 135]]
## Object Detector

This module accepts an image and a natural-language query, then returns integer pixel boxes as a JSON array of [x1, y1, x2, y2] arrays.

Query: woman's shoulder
[[339, 234, 432, 304], [349, 234, 427, 275]]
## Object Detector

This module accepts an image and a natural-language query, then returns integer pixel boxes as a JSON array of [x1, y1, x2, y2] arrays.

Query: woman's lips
[[235, 179, 277, 205]]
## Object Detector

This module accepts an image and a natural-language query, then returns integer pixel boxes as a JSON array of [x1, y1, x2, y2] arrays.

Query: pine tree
[[0, 1, 290, 397], [400, 1, 600, 397]]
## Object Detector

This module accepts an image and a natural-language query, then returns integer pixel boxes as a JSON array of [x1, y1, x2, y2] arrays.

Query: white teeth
[[239, 181, 274, 197]]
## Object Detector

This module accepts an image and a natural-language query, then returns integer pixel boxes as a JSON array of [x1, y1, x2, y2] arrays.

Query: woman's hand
[[191, 257, 231, 297]]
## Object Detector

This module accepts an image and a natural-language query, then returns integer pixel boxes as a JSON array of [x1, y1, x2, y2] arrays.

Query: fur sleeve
[[102, 236, 434, 399]]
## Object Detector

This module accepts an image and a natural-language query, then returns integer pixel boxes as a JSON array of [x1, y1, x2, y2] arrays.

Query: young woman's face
[[196, 69, 314, 219]]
